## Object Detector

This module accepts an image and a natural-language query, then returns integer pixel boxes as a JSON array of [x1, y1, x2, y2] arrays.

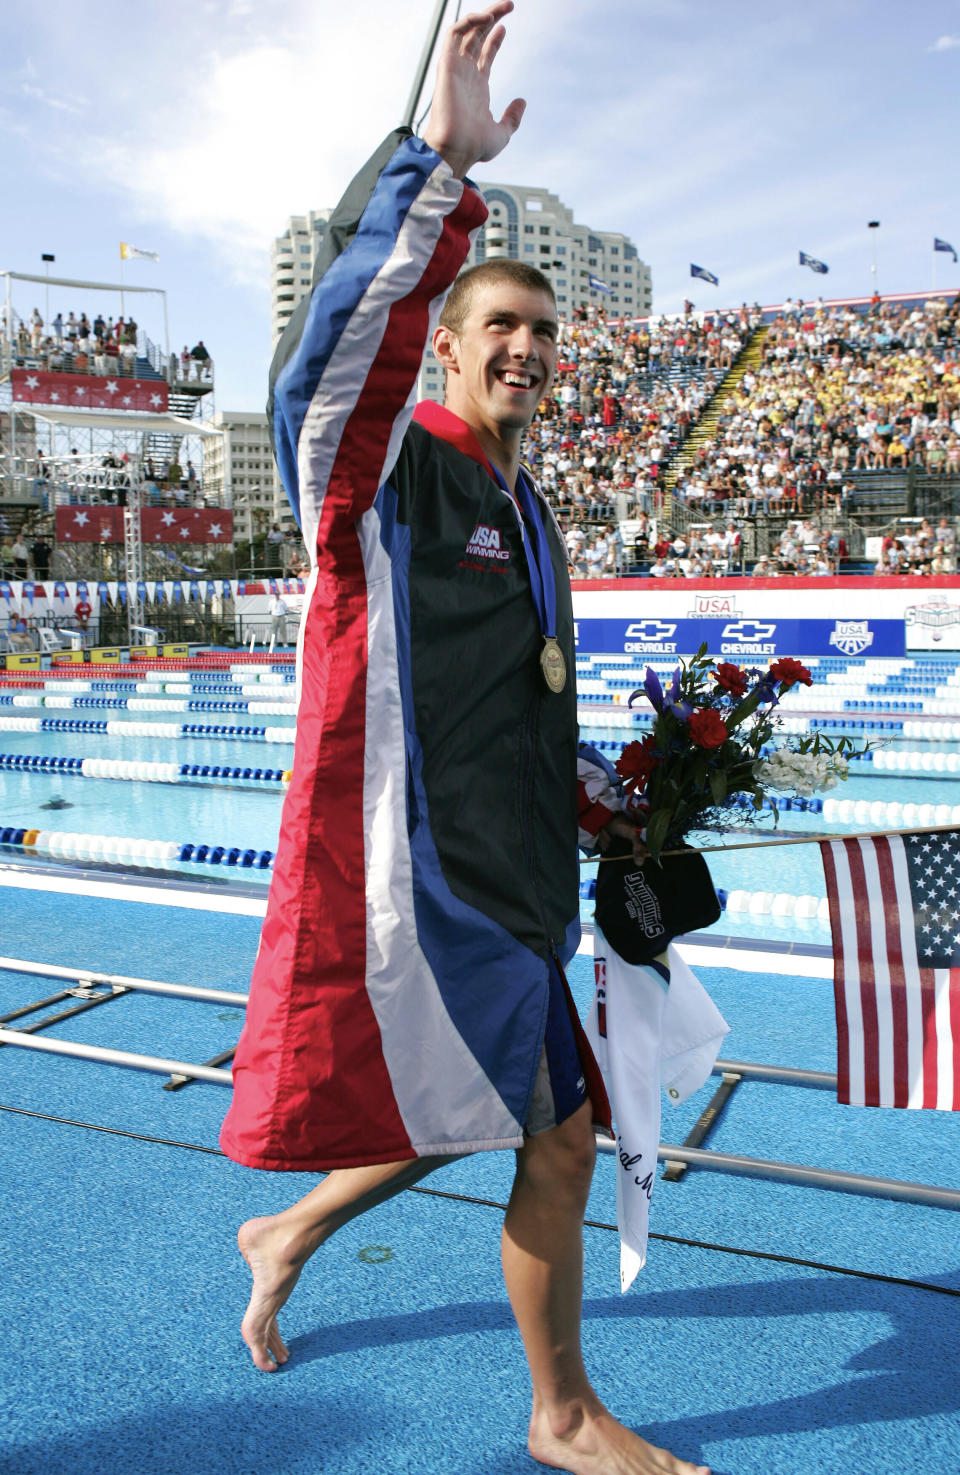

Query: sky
[[2, 0, 959, 414]]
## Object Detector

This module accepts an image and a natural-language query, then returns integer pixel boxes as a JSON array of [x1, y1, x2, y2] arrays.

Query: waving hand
[[423, 1, 525, 178]]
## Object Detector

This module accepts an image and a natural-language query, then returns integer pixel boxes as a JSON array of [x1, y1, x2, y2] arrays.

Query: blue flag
[[76, 580, 88, 601], [22, 581, 34, 605], [221, 580, 232, 601], [206, 580, 216, 603], [588, 274, 614, 294], [189, 581, 200, 603], [117, 581, 127, 607], [934, 237, 958, 263], [172, 580, 183, 604], [136, 580, 147, 604], [799, 251, 829, 274], [690, 263, 718, 286], [97, 582, 109, 605]]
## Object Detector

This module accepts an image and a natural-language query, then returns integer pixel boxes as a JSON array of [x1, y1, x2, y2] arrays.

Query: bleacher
[[526, 289, 959, 574]]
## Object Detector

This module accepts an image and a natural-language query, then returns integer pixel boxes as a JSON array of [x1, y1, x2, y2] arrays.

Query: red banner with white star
[[12, 369, 169, 412], [56, 507, 233, 543], [141, 508, 233, 543]]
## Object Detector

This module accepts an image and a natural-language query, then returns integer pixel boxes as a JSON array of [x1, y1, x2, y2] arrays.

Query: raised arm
[[268, 2, 524, 564]]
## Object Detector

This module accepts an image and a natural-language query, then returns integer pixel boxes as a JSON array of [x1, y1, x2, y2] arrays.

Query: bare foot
[[237, 1214, 313, 1371], [529, 1401, 709, 1475]]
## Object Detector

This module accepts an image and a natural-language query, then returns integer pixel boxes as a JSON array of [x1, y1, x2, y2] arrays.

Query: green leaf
[[644, 807, 672, 862], [726, 688, 762, 732], [709, 769, 727, 806]]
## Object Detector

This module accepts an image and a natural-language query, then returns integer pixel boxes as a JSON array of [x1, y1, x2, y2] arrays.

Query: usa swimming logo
[[465, 523, 510, 561], [829, 620, 874, 656]]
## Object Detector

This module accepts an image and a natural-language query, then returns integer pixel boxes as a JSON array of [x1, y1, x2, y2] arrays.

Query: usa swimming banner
[[820, 832, 960, 1110]]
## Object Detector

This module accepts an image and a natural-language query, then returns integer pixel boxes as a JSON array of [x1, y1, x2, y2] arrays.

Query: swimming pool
[[2, 652, 959, 943]]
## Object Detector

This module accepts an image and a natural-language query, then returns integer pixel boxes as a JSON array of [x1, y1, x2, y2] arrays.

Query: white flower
[[755, 748, 849, 798]]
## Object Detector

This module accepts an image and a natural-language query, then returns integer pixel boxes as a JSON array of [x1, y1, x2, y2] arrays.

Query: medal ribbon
[[491, 464, 558, 643]]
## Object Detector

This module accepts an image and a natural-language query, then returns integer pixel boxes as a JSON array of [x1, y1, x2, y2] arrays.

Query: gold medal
[[540, 636, 567, 694]]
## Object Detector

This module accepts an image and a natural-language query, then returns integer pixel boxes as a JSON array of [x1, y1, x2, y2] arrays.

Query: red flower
[[615, 735, 659, 793], [769, 657, 813, 689], [711, 662, 749, 697], [688, 708, 728, 750]]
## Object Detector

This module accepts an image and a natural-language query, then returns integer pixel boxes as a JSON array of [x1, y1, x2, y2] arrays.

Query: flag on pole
[[690, 263, 718, 285], [934, 237, 958, 263], [799, 251, 829, 274], [120, 242, 159, 262], [820, 831, 960, 1110], [588, 274, 614, 294]]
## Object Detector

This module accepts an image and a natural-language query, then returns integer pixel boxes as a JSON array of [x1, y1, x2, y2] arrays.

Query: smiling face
[[434, 279, 558, 443]]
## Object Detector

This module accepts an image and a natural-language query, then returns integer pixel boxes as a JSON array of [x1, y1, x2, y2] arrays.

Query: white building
[[202, 410, 292, 544], [471, 179, 650, 315], [270, 209, 331, 344]]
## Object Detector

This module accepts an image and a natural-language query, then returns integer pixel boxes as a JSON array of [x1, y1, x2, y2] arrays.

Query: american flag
[[821, 832, 960, 1110]]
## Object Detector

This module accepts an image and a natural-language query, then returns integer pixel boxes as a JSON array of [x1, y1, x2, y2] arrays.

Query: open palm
[[423, 1, 525, 177]]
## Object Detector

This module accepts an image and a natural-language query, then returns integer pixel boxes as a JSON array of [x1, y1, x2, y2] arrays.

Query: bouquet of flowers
[[614, 644, 863, 862]]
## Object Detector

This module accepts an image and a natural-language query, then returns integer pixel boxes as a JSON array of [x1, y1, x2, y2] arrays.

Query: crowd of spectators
[[672, 294, 960, 521], [874, 514, 959, 575], [10, 308, 142, 377], [522, 306, 751, 521], [0, 528, 52, 583], [24, 447, 207, 511], [3, 307, 212, 383]]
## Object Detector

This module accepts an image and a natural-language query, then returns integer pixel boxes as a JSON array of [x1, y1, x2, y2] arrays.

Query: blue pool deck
[[1, 871, 959, 1475]]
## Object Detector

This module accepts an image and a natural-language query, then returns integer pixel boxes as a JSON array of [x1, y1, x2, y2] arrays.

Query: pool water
[[2, 655, 959, 941]]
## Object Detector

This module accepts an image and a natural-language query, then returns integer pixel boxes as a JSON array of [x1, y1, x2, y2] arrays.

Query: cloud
[[929, 34, 960, 51], [43, 0, 588, 288], [21, 82, 86, 115]]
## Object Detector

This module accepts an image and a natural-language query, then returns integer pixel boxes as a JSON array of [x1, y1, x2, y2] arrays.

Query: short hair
[[440, 260, 557, 335]]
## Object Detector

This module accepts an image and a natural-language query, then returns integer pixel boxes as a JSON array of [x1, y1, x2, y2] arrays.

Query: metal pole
[[0, 956, 248, 1007], [868, 220, 880, 297], [402, 0, 450, 130], [595, 1136, 960, 1211], [0, 1027, 233, 1085], [713, 1057, 837, 1091], [161, 289, 170, 363]]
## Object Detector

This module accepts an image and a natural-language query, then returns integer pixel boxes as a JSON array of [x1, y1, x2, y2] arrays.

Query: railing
[[0, 330, 213, 390]]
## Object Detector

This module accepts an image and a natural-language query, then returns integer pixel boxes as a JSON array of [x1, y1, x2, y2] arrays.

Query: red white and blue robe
[[220, 130, 609, 1172]]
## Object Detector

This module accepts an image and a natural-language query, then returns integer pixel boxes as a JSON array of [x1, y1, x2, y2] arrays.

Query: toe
[[250, 1341, 278, 1372], [268, 1322, 290, 1365]]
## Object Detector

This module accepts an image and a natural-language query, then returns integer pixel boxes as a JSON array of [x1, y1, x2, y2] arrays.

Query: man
[[31, 535, 51, 583], [190, 339, 210, 379], [7, 616, 33, 652], [265, 522, 284, 569], [11, 533, 29, 579], [220, 9, 706, 1475], [267, 589, 288, 645]]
